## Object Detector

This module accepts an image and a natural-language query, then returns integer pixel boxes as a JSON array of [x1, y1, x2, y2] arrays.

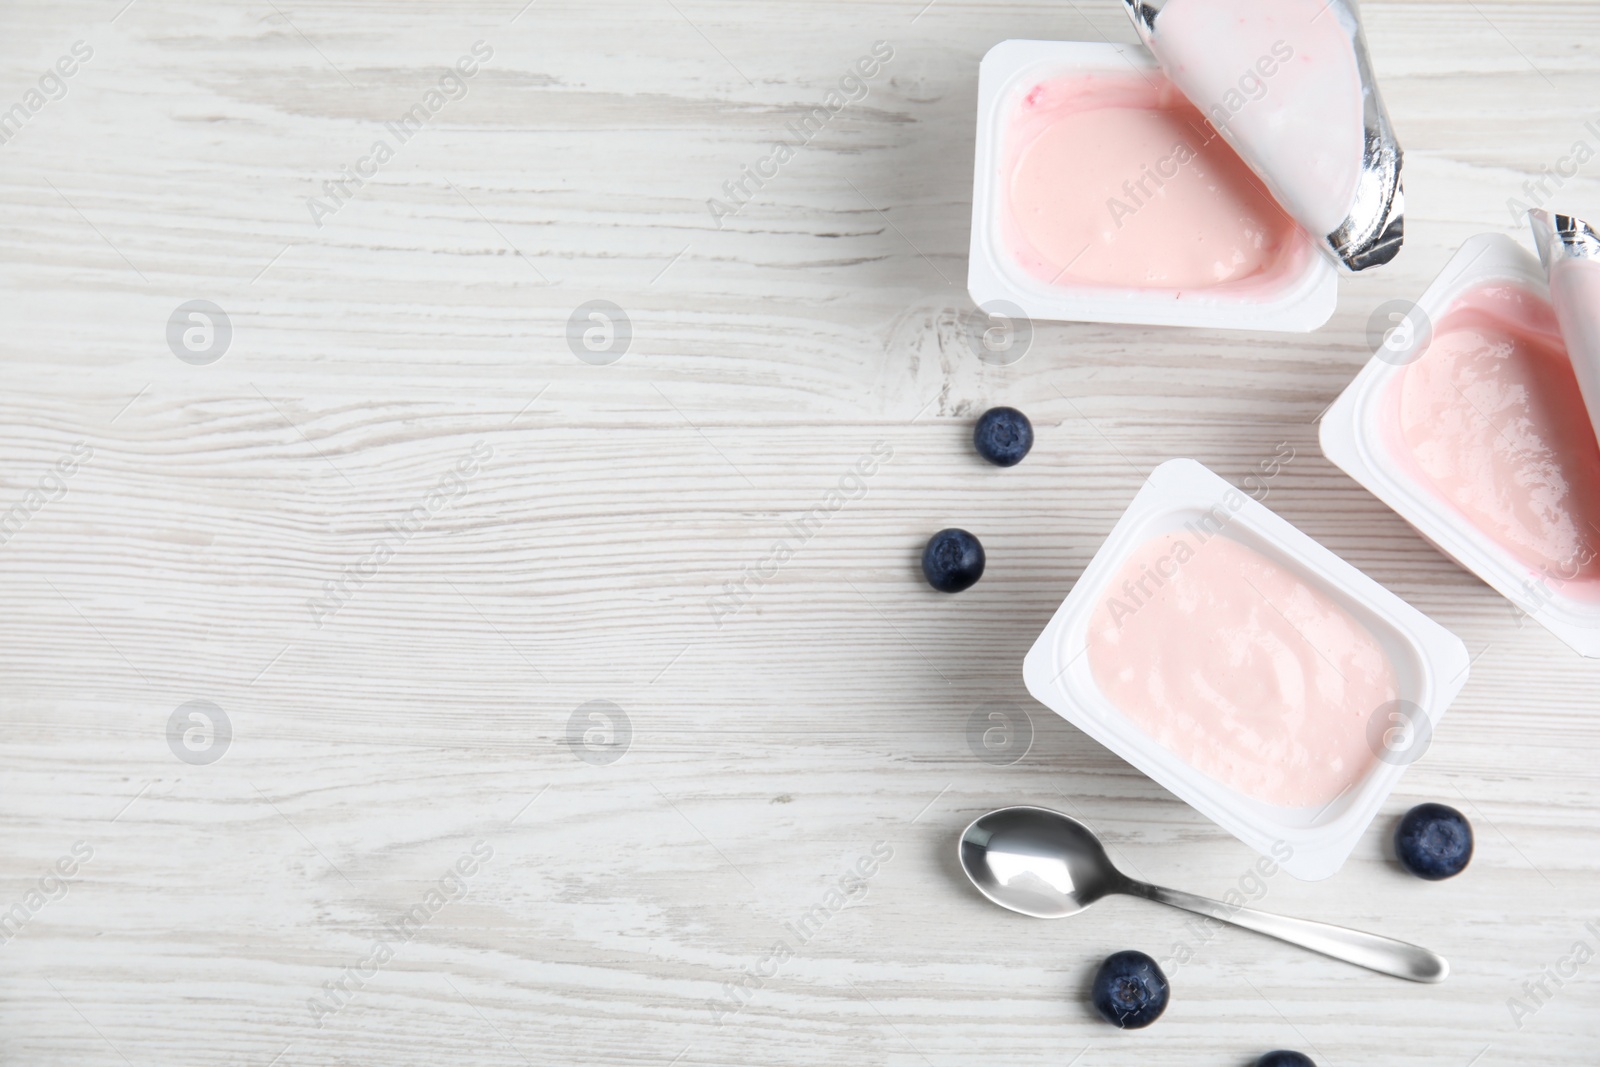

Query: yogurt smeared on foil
[[1126, 0, 1404, 271], [1529, 208, 1600, 446]]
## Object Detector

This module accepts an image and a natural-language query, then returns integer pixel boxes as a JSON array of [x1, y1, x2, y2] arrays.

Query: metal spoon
[[958, 806, 1447, 983]]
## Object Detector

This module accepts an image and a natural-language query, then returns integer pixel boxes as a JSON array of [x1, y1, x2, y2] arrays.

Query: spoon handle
[[1126, 882, 1448, 983]]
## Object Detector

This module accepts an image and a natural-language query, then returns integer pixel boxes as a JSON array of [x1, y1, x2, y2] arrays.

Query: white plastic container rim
[[968, 40, 1339, 332], [1319, 232, 1600, 658], [1022, 459, 1471, 880]]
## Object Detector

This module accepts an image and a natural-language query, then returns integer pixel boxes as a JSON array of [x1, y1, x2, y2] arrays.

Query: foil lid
[[1125, 0, 1404, 272], [1528, 208, 1600, 444], [1529, 208, 1600, 266]]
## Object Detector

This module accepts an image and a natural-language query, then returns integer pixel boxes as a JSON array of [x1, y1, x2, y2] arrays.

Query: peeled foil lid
[[1125, 0, 1404, 272], [1530, 208, 1600, 266], [1529, 208, 1600, 443]]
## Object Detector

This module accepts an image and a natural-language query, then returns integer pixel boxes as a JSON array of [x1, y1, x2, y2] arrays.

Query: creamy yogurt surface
[[1001, 71, 1311, 291], [1394, 282, 1600, 591], [1085, 529, 1396, 808]]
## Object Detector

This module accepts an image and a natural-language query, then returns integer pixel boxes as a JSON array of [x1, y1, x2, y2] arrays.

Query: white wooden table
[[3, 1, 1598, 1064]]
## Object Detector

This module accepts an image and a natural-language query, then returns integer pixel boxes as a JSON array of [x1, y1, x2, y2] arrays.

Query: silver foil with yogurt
[[1125, 0, 1404, 270], [1529, 208, 1600, 446]]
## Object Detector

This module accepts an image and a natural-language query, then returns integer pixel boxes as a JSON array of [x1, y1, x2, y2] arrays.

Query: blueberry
[[1090, 949, 1169, 1029], [1256, 1053, 1316, 1067], [1394, 802, 1473, 880], [973, 407, 1033, 467], [921, 528, 985, 593]]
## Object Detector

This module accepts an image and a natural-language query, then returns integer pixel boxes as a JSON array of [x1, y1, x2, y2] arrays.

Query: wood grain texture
[[1, 1, 1598, 1064]]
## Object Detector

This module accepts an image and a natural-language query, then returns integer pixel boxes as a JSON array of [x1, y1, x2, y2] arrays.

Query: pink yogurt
[[1086, 529, 1396, 808], [1384, 283, 1600, 596], [1000, 71, 1315, 292]]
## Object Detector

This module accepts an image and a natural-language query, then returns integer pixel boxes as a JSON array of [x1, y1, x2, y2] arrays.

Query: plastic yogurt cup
[[968, 40, 1337, 331], [1320, 233, 1600, 658], [1022, 459, 1470, 880]]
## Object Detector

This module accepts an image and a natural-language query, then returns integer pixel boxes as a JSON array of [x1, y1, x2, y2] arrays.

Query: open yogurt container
[[1320, 233, 1600, 657], [968, 40, 1338, 331], [1023, 460, 1470, 880]]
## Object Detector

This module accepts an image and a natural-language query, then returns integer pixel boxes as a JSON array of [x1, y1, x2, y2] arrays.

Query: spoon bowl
[[959, 805, 1125, 917]]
